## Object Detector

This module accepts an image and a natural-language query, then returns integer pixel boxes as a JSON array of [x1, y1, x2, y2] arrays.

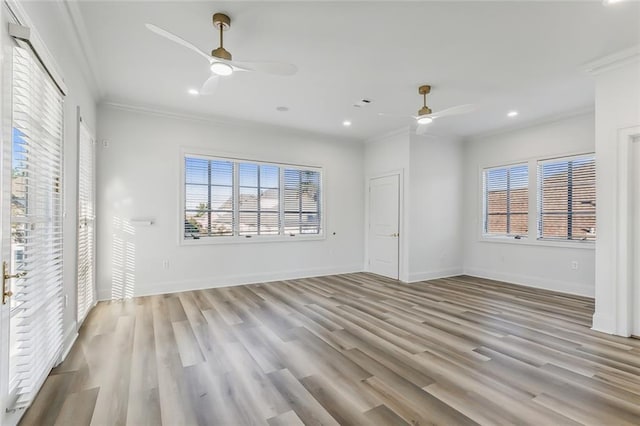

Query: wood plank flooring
[[20, 273, 640, 425]]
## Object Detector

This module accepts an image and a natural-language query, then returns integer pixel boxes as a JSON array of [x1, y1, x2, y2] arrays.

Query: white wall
[[409, 134, 464, 282], [364, 129, 410, 281], [591, 55, 640, 335], [96, 105, 364, 299], [463, 113, 596, 297], [16, 2, 98, 351], [363, 129, 465, 283]]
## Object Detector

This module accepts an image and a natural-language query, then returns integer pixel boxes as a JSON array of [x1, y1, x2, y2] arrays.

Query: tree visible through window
[[184, 155, 322, 240]]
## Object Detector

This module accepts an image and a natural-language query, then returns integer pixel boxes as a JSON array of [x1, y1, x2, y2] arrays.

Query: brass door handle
[[2, 261, 26, 305]]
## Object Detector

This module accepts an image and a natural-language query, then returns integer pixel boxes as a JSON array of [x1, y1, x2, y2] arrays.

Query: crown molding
[[467, 105, 595, 142], [581, 45, 640, 76], [364, 125, 411, 145], [100, 100, 363, 145], [57, 0, 104, 99]]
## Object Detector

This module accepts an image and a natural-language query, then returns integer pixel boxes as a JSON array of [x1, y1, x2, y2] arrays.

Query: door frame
[[365, 169, 407, 282], [612, 126, 640, 337], [75, 109, 97, 330]]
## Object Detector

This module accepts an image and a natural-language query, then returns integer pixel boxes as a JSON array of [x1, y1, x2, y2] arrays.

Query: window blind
[[10, 46, 65, 407], [538, 155, 596, 241], [77, 121, 95, 324], [184, 155, 322, 240], [284, 168, 321, 235], [483, 163, 529, 236]]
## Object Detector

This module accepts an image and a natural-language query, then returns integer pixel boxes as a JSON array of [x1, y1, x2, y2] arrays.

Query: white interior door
[[77, 119, 96, 325], [368, 174, 400, 279], [1, 17, 65, 423], [632, 137, 640, 337], [1, 5, 21, 423]]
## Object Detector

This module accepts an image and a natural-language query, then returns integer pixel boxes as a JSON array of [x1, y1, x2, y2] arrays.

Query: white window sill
[[479, 235, 595, 250], [180, 234, 326, 246]]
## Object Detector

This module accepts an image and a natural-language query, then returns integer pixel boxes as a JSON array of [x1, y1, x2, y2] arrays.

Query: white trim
[[57, 0, 104, 98], [582, 45, 640, 76], [591, 312, 616, 335], [365, 170, 405, 282], [179, 148, 325, 246], [364, 126, 410, 145], [603, 126, 640, 336], [97, 264, 364, 300], [468, 108, 594, 142], [409, 268, 464, 283], [58, 323, 78, 366], [477, 236, 595, 250], [477, 150, 597, 244], [5, 1, 67, 95], [102, 101, 362, 145], [464, 267, 594, 298]]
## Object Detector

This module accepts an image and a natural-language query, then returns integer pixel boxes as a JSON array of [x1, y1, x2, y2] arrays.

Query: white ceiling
[[75, 1, 640, 141]]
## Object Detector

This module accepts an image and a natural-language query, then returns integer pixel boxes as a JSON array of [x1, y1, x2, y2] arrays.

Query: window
[[483, 163, 529, 237], [77, 120, 96, 325], [183, 154, 322, 241], [538, 154, 596, 241], [10, 45, 64, 407]]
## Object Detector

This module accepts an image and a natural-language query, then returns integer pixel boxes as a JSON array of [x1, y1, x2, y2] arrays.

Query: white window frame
[[537, 153, 596, 243], [478, 151, 596, 250], [481, 162, 529, 240], [179, 148, 325, 245]]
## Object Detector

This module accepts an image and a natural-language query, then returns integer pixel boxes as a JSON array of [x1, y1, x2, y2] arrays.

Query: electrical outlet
[[571, 261, 579, 270], [162, 260, 169, 269]]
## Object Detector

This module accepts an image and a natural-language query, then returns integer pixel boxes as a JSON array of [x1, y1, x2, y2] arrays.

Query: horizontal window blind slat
[[9, 45, 65, 408]]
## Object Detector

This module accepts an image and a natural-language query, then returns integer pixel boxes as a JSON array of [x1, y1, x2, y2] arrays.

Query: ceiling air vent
[[353, 99, 372, 108]]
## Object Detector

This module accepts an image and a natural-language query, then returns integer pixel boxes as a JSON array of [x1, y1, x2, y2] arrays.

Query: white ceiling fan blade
[[429, 104, 476, 119], [200, 75, 220, 95], [145, 23, 212, 63], [226, 60, 298, 76], [416, 123, 430, 135]]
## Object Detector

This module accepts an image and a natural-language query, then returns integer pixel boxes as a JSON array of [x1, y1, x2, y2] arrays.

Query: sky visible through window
[[486, 164, 528, 191]]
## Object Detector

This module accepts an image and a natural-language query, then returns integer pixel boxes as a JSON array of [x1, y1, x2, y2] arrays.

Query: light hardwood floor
[[20, 273, 640, 425]]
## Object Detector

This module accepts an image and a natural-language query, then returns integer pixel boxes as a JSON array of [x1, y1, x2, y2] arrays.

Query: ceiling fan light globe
[[210, 62, 234, 76], [417, 116, 433, 125]]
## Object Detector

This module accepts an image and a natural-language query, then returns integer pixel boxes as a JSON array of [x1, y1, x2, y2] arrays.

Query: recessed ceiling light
[[342, 120, 352, 127], [188, 88, 199, 96], [276, 106, 289, 112], [210, 62, 234, 76], [507, 111, 519, 118]]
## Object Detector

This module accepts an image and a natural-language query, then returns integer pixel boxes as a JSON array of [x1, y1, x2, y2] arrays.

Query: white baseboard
[[591, 311, 618, 335], [58, 322, 78, 365], [463, 267, 595, 298], [97, 264, 364, 300], [408, 268, 464, 283]]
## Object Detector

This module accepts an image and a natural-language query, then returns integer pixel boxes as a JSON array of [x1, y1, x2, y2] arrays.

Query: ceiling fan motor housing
[[212, 47, 232, 60], [418, 106, 432, 116]]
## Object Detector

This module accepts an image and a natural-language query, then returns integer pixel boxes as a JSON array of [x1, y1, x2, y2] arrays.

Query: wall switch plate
[[162, 260, 169, 269], [571, 261, 579, 270]]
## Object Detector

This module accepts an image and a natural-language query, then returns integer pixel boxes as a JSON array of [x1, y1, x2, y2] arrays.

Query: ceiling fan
[[146, 13, 298, 94], [380, 85, 475, 135]]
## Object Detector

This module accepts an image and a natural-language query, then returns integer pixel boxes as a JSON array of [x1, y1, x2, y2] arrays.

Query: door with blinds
[[77, 120, 95, 325], [0, 36, 65, 421]]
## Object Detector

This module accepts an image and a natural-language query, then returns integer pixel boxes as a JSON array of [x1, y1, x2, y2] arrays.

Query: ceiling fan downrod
[[211, 13, 232, 60]]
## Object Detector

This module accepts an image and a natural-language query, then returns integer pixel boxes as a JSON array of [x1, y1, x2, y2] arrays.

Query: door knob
[[390, 233, 399, 237], [3, 261, 26, 305]]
